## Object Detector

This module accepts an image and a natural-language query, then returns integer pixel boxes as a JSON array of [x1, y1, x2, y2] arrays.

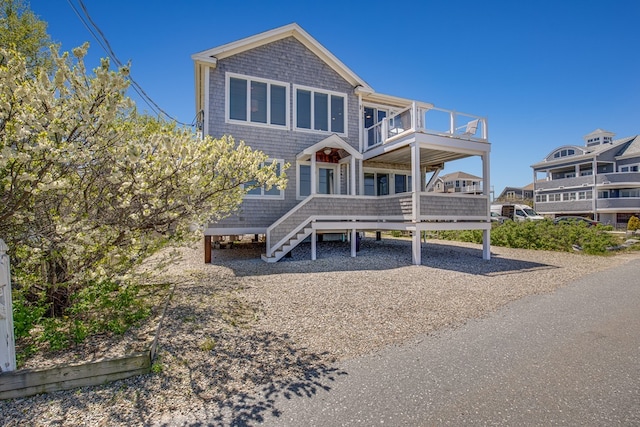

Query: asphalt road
[[256, 258, 640, 426]]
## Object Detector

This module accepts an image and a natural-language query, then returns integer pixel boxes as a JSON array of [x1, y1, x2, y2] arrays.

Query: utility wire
[[66, 0, 194, 126]]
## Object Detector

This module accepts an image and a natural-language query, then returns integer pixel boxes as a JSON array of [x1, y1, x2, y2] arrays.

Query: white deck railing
[[365, 102, 488, 150]]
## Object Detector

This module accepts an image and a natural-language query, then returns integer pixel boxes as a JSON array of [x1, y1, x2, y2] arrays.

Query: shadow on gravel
[[0, 283, 346, 427], [212, 238, 556, 278]]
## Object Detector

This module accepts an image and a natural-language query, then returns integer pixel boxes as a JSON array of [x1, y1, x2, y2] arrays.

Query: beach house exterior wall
[[192, 24, 493, 264]]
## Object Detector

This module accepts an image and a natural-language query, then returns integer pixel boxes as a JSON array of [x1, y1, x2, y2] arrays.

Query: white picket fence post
[[0, 239, 16, 372]]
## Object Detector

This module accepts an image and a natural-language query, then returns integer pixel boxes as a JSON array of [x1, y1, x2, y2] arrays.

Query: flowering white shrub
[[0, 45, 287, 318]]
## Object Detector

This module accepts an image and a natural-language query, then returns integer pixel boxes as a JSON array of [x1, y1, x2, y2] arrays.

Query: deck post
[[411, 142, 421, 221], [412, 231, 421, 265], [311, 230, 317, 260], [311, 152, 317, 195], [351, 229, 357, 257], [204, 235, 211, 263], [350, 156, 356, 195]]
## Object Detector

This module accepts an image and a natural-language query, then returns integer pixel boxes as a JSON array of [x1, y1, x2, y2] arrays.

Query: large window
[[294, 85, 346, 135], [227, 73, 289, 128], [244, 159, 285, 199]]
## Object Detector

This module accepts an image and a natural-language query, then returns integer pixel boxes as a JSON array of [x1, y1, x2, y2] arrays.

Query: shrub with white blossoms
[[0, 45, 287, 339]]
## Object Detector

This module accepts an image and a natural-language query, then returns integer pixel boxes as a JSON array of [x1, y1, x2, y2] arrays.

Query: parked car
[[490, 212, 509, 223], [553, 216, 599, 227], [491, 203, 544, 221]]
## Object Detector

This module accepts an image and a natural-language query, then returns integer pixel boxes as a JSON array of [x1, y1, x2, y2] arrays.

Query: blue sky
[[30, 0, 640, 196]]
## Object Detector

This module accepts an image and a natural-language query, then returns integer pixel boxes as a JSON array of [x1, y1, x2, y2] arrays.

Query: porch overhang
[[297, 134, 363, 161], [363, 132, 490, 169]]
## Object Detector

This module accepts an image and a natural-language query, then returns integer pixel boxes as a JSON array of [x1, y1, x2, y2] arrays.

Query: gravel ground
[[1, 236, 638, 426]]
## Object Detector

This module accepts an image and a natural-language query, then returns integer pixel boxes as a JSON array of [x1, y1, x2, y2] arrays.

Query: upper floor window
[[226, 73, 289, 129], [244, 159, 285, 199], [619, 164, 639, 172], [294, 85, 347, 135]]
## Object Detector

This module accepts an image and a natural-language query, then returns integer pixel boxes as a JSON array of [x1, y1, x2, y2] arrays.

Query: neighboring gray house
[[532, 128, 640, 226], [496, 183, 534, 201], [192, 24, 492, 264], [431, 171, 483, 194]]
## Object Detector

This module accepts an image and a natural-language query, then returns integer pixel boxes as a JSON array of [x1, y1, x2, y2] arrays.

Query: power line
[[65, 0, 193, 126]]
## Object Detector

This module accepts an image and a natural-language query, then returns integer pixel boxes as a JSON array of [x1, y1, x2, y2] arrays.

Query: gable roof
[[192, 23, 373, 91], [439, 171, 482, 181], [615, 135, 640, 160]]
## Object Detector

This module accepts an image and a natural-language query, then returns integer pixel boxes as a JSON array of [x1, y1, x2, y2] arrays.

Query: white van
[[491, 203, 544, 222]]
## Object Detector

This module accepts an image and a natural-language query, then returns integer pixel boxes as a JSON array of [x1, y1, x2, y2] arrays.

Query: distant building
[[496, 183, 534, 202], [531, 129, 640, 227], [431, 171, 483, 194]]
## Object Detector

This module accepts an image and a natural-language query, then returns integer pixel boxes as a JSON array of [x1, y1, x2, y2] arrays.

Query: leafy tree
[[0, 0, 54, 70], [1, 44, 287, 327], [628, 216, 640, 232]]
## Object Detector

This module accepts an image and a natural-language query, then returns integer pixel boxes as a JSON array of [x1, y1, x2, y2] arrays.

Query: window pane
[[330, 95, 344, 133], [250, 81, 267, 123], [270, 85, 286, 126], [297, 90, 311, 129], [229, 78, 247, 121], [245, 180, 261, 195], [314, 93, 328, 131], [299, 165, 311, 197], [364, 173, 375, 196], [264, 163, 281, 196], [377, 174, 389, 196], [395, 174, 407, 193], [318, 168, 334, 194]]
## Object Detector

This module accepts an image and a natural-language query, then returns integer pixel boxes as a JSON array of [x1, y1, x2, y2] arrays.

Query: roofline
[[191, 23, 373, 91]]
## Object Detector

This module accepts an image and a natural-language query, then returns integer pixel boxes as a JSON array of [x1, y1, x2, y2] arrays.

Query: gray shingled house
[[191, 24, 492, 264], [532, 128, 640, 227]]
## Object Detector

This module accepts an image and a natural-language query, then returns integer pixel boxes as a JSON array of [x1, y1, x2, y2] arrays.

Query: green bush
[[435, 219, 621, 255], [628, 216, 640, 231]]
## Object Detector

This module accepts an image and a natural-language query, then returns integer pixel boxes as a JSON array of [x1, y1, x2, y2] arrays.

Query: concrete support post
[[311, 230, 317, 261], [483, 229, 491, 260], [412, 231, 421, 265], [351, 229, 357, 257]]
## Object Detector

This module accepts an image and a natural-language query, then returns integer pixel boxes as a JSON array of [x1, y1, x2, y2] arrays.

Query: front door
[[318, 166, 336, 194]]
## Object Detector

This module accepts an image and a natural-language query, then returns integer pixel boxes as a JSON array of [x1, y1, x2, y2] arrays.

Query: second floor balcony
[[363, 102, 489, 152], [534, 172, 640, 191]]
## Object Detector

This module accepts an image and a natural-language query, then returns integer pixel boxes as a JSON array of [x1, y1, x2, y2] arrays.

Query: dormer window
[[553, 148, 575, 159]]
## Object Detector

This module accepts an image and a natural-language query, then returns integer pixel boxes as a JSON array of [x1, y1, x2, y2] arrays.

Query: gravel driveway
[[1, 236, 637, 426]]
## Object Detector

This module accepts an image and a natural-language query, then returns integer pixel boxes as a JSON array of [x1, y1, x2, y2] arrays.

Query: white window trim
[[243, 159, 285, 200], [296, 161, 311, 200], [296, 161, 344, 199], [225, 72, 290, 130], [363, 167, 412, 196], [619, 163, 640, 173], [293, 84, 348, 137]]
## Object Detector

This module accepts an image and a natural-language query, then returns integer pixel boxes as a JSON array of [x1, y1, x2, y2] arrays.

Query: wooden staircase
[[261, 226, 313, 262]]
